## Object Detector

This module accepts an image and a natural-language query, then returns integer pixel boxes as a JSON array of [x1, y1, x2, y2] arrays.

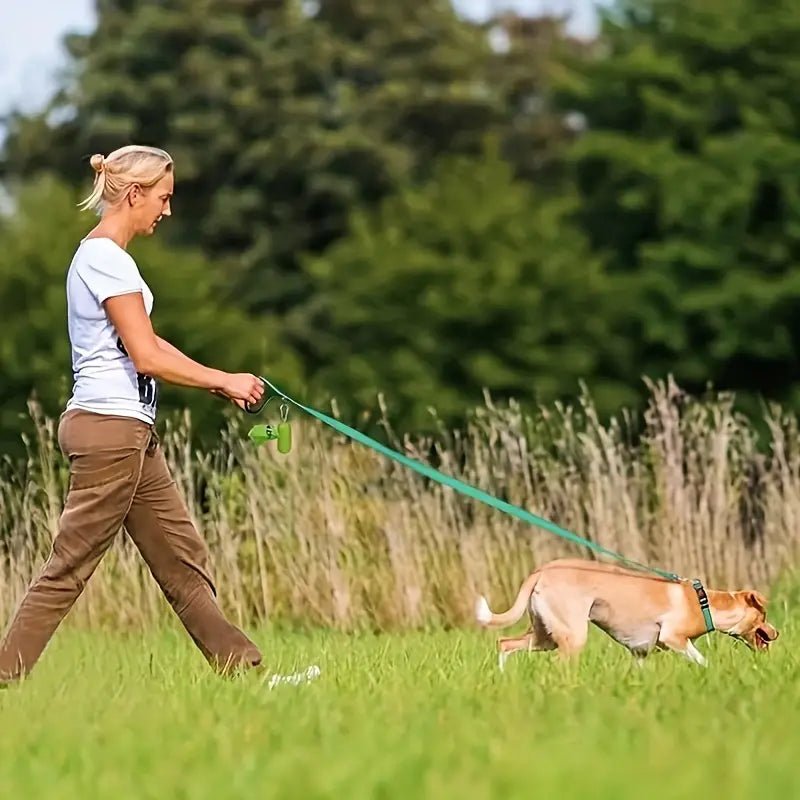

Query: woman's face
[[131, 170, 173, 236]]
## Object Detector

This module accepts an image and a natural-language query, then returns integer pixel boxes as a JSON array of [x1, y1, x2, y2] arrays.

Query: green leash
[[246, 377, 715, 632]]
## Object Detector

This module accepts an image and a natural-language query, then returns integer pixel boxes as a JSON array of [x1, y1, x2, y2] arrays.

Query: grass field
[[3, 385, 800, 797], [1, 605, 797, 800]]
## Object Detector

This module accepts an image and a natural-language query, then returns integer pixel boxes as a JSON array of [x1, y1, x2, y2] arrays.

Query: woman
[[0, 145, 308, 685]]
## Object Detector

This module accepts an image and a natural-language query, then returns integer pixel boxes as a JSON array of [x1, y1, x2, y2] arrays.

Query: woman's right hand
[[220, 373, 265, 409]]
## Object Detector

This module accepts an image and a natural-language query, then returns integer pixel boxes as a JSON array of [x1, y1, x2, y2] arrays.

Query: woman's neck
[[84, 214, 135, 249]]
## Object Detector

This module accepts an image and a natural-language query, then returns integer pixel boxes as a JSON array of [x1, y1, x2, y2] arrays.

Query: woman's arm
[[156, 335, 227, 399], [104, 293, 263, 406], [155, 335, 188, 360]]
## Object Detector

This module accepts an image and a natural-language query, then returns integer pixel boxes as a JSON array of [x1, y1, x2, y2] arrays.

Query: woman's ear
[[127, 183, 142, 206]]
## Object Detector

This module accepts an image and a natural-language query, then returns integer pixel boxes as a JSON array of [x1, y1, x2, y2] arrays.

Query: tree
[[554, 0, 800, 412], [1, 0, 503, 316], [482, 12, 594, 189], [292, 149, 626, 430]]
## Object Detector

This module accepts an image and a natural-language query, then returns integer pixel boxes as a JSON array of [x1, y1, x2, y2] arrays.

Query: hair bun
[[89, 153, 105, 173]]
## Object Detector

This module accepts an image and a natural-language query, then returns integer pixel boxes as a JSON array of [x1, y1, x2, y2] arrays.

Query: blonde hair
[[78, 145, 173, 214]]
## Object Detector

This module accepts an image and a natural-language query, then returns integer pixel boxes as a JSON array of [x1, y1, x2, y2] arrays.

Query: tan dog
[[475, 558, 779, 669]]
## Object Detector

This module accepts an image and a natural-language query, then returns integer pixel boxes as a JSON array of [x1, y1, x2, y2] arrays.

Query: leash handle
[[244, 378, 270, 414]]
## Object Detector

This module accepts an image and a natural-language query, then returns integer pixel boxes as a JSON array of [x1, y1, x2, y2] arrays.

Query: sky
[[0, 1, 603, 119]]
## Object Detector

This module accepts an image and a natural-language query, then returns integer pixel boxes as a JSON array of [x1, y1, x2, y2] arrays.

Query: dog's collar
[[691, 579, 715, 633]]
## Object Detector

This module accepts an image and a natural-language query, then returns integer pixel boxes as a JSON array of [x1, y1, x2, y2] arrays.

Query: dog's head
[[724, 590, 779, 651]]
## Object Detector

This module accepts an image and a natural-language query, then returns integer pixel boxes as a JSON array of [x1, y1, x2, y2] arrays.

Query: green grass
[[1, 610, 798, 799]]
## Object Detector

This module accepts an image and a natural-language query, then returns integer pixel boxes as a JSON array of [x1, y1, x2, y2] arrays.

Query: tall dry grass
[[1, 377, 798, 632]]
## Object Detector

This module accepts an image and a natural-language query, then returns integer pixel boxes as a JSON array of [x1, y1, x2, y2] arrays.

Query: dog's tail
[[475, 571, 540, 629]]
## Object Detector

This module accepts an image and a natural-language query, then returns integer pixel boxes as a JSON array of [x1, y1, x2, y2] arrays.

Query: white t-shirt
[[64, 237, 159, 424]]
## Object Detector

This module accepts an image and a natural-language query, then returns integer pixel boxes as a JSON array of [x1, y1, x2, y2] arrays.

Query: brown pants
[[0, 409, 262, 682]]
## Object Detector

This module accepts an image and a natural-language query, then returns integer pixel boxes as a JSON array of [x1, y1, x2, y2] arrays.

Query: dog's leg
[[685, 640, 707, 667], [496, 631, 537, 671], [496, 621, 556, 671], [553, 632, 589, 660], [535, 595, 590, 660], [659, 634, 708, 667], [496, 633, 530, 672]]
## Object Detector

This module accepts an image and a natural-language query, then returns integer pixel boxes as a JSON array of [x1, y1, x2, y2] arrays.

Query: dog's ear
[[744, 590, 767, 613]]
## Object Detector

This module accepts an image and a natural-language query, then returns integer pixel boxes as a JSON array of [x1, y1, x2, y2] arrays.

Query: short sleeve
[[76, 240, 143, 305]]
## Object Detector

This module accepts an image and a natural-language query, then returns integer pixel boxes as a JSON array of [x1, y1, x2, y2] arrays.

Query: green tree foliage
[[1, 0, 505, 315], [0, 176, 300, 456], [5, 0, 800, 443], [293, 149, 625, 429], [484, 14, 592, 188], [0, 1, 592, 438], [555, 0, 800, 409]]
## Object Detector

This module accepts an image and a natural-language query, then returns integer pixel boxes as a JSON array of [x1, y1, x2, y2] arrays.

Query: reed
[[2, 378, 797, 631]]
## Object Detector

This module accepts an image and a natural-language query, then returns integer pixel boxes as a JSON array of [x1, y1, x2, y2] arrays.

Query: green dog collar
[[692, 579, 715, 633]]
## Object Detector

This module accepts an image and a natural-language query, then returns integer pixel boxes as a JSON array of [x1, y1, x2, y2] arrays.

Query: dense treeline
[[2, 0, 799, 453]]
